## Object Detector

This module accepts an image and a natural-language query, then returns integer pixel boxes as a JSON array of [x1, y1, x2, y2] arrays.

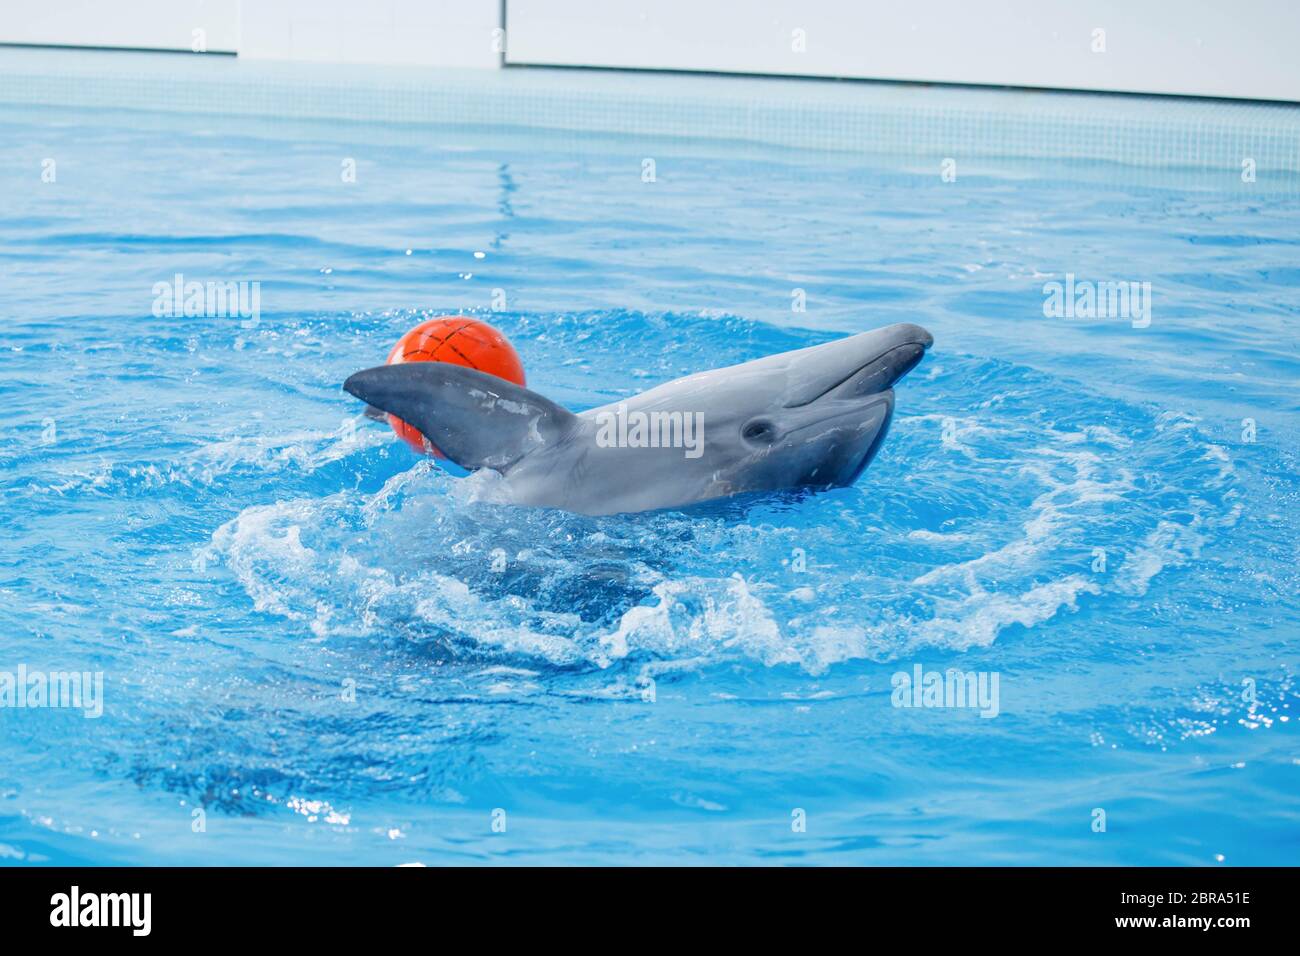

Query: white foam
[[915, 446, 1132, 587], [907, 529, 974, 543], [210, 498, 324, 620], [1055, 424, 1132, 448], [908, 574, 1100, 651], [1114, 517, 1205, 596], [597, 573, 796, 669], [186, 419, 387, 483]]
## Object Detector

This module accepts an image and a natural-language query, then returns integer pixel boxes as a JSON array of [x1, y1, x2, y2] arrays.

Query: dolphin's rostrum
[[344, 323, 933, 516]]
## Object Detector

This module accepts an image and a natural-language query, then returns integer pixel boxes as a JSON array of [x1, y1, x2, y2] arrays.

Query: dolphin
[[343, 322, 933, 516]]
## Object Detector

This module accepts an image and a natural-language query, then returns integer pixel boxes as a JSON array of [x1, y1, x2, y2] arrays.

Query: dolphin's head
[[754, 321, 933, 487], [611, 323, 933, 499]]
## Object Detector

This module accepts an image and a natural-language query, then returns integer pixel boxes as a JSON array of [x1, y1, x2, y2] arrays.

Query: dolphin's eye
[[743, 420, 776, 444]]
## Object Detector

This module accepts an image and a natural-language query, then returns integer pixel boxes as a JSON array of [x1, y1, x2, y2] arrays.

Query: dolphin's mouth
[[791, 342, 925, 406], [785, 325, 933, 408]]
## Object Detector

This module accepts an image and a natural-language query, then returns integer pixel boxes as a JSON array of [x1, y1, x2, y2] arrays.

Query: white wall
[[0, 0, 240, 53], [2, 1, 1298, 101], [0, 0, 501, 67], [505, 0, 1300, 102], [240, 0, 500, 68]]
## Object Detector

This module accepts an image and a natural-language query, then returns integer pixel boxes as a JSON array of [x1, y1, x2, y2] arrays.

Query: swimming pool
[[1, 50, 1297, 866]]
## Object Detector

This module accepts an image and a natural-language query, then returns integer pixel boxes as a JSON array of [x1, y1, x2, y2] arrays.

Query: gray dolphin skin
[[343, 322, 933, 516]]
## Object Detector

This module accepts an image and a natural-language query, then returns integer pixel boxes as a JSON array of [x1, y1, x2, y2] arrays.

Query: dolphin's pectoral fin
[[343, 363, 577, 471]]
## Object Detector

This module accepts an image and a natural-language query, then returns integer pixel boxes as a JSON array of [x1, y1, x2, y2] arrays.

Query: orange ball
[[384, 317, 526, 456]]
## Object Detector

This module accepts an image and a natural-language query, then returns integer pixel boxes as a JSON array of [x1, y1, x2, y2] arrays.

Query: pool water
[[1, 93, 1297, 865]]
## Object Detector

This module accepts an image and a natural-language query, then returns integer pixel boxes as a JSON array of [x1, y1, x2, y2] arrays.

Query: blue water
[[1, 99, 1298, 866]]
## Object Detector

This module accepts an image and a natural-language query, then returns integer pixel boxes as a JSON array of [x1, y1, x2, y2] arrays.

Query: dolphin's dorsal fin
[[343, 362, 577, 471]]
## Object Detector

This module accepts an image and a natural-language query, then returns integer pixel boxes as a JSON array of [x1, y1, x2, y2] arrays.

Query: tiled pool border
[[3, 47, 1300, 177]]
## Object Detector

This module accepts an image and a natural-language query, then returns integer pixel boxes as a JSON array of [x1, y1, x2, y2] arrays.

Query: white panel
[[0, 0, 239, 53], [239, 0, 502, 68], [505, 0, 1300, 102]]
